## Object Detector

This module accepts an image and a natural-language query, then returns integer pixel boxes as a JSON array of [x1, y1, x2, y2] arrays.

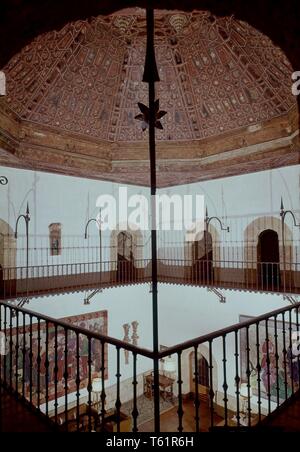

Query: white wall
[[161, 165, 300, 223], [158, 284, 288, 344], [1, 164, 299, 238], [0, 166, 151, 266], [0, 167, 150, 236]]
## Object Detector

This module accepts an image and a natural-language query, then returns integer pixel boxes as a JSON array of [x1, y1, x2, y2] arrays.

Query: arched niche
[[244, 216, 293, 270], [0, 219, 16, 270], [177, 345, 218, 400], [184, 222, 220, 282], [110, 223, 144, 271], [257, 229, 281, 290], [49, 223, 62, 256], [184, 222, 221, 263], [189, 351, 210, 397]]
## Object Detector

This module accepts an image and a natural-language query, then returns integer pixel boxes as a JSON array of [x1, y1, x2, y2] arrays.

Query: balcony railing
[[158, 258, 299, 294], [4, 233, 299, 269], [1, 258, 299, 300], [0, 300, 299, 432], [0, 260, 152, 299]]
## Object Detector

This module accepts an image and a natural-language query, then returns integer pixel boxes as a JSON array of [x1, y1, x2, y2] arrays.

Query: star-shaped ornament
[[135, 99, 167, 131]]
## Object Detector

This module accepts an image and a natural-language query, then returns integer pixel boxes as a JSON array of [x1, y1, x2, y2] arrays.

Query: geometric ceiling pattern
[[3, 8, 296, 143]]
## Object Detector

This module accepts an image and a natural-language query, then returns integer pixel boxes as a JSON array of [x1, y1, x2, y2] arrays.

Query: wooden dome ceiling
[[0, 7, 299, 187]]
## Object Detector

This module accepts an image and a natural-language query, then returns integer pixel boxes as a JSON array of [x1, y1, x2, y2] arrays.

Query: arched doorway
[[257, 229, 280, 290], [117, 231, 136, 283], [192, 231, 213, 284], [189, 352, 210, 402]]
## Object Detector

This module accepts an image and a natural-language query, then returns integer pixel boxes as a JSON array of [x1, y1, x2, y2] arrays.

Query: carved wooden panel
[[3, 9, 296, 144]]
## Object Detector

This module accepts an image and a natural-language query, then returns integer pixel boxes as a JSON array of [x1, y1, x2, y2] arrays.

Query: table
[[144, 373, 175, 402]]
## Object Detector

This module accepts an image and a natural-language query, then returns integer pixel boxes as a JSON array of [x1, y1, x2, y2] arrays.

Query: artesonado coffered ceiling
[[0, 8, 299, 187]]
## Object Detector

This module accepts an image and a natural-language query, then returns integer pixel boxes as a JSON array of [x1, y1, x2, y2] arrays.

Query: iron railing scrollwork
[[0, 176, 8, 186]]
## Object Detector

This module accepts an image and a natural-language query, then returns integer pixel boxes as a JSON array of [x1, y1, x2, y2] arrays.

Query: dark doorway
[[257, 229, 280, 290], [192, 231, 213, 284], [190, 353, 210, 403], [117, 231, 136, 283], [198, 356, 210, 387]]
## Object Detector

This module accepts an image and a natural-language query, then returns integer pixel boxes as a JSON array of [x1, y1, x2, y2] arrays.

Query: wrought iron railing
[[0, 300, 299, 432], [3, 233, 299, 269], [0, 260, 152, 299], [160, 303, 300, 431], [0, 301, 154, 432], [158, 258, 298, 294], [3, 233, 153, 268], [1, 258, 299, 300]]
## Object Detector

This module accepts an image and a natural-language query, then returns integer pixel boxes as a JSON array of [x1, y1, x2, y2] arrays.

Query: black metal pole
[[15, 204, 30, 294], [84, 212, 102, 287], [281, 210, 286, 293], [144, 7, 160, 432], [99, 209, 102, 287], [25, 204, 30, 293], [26, 215, 29, 292], [280, 198, 300, 293]]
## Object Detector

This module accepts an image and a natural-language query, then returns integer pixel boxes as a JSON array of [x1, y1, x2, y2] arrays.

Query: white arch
[[110, 222, 144, 270], [184, 222, 221, 263], [179, 345, 218, 397], [0, 219, 16, 269], [244, 216, 293, 270]]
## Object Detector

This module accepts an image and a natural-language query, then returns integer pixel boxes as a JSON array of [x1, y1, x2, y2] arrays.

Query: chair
[[143, 372, 154, 399]]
